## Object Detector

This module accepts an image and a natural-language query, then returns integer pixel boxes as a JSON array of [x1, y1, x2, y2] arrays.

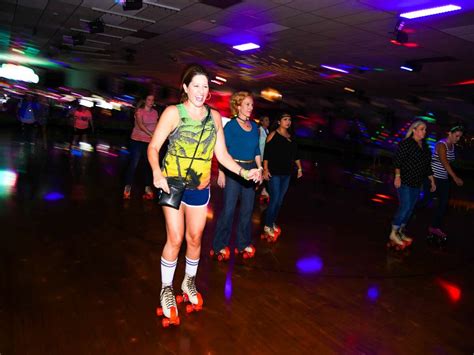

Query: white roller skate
[[178, 274, 203, 313], [387, 227, 406, 251], [156, 286, 180, 327], [398, 226, 413, 247]]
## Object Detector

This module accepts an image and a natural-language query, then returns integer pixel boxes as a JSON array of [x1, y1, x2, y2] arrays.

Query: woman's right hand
[[394, 176, 401, 189], [153, 170, 169, 193], [217, 170, 226, 188], [263, 168, 271, 181], [454, 176, 464, 187]]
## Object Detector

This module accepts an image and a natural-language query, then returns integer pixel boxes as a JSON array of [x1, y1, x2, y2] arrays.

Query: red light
[[390, 40, 402, 46], [403, 28, 416, 34], [436, 278, 461, 303], [371, 198, 384, 204], [375, 194, 392, 200], [404, 42, 419, 48], [454, 79, 474, 85]]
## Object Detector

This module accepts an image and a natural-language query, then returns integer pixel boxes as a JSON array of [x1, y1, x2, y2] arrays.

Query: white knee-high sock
[[161, 257, 177, 288], [185, 256, 199, 277]]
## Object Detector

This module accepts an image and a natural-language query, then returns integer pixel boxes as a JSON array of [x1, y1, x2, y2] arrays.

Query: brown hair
[[230, 91, 252, 116], [180, 64, 210, 103]]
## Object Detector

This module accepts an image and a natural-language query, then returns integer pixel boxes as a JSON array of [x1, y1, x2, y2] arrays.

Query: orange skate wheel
[[156, 307, 163, 316], [174, 316, 180, 326], [209, 250, 215, 257], [162, 318, 170, 328], [234, 248, 239, 255], [186, 304, 193, 313], [176, 295, 183, 304], [182, 293, 189, 303]]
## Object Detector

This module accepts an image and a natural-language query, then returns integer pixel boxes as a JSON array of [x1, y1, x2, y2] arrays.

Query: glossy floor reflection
[[1, 130, 473, 354]]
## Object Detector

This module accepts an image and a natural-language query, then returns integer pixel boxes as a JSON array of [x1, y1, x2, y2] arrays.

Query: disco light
[[400, 4, 462, 19], [321, 65, 349, 74], [232, 43, 260, 51]]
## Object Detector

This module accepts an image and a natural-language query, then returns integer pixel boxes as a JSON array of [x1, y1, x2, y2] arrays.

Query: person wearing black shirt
[[262, 113, 302, 241], [389, 120, 436, 248]]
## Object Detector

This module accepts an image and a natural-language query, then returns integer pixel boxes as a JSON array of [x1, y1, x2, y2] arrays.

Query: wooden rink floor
[[1, 133, 473, 355]]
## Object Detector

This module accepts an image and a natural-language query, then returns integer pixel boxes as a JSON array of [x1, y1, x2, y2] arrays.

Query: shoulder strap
[[183, 106, 211, 183]]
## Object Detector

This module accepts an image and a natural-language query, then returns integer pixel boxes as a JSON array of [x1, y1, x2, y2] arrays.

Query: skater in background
[[17, 94, 38, 144], [211, 91, 262, 260], [428, 125, 464, 240], [36, 96, 50, 149], [257, 115, 270, 203], [262, 113, 303, 241], [70, 103, 93, 148], [389, 120, 436, 249], [123, 94, 159, 200], [147, 65, 261, 325]]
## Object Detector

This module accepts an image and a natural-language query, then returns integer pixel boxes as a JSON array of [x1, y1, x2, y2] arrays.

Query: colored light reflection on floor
[[296, 256, 323, 274], [436, 278, 461, 303], [375, 194, 392, 200], [371, 198, 385, 204], [367, 286, 379, 301], [224, 271, 232, 301], [44, 192, 65, 201], [0, 169, 17, 198]]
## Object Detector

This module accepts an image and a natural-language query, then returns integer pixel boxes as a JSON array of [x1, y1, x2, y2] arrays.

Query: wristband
[[241, 169, 250, 180], [395, 173, 401, 177]]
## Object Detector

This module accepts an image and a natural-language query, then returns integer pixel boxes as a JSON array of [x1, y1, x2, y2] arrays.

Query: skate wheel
[[176, 295, 183, 304], [243, 252, 248, 259], [156, 307, 163, 317], [209, 250, 215, 257], [217, 254, 223, 261], [234, 248, 239, 255], [162, 318, 170, 328], [182, 293, 189, 303], [186, 304, 193, 313], [174, 316, 180, 326]]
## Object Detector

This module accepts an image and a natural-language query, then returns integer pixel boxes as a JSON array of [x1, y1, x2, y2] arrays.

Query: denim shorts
[[182, 188, 210, 207]]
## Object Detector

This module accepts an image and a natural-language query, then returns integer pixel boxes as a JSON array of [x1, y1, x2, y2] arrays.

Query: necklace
[[237, 116, 251, 127]]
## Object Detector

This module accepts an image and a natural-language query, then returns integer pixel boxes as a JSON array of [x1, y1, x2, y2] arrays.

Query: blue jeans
[[392, 185, 421, 228], [213, 163, 256, 252], [124, 140, 152, 186], [265, 175, 291, 228], [432, 178, 449, 228]]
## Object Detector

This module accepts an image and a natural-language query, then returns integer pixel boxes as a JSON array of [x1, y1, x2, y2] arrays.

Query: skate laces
[[161, 286, 176, 308], [185, 276, 198, 297]]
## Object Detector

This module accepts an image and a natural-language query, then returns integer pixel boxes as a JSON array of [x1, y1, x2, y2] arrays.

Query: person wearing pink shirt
[[123, 94, 159, 200], [70, 104, 93, 148]]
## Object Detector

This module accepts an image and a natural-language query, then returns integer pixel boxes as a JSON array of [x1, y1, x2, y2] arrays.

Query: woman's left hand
[[430, 182, 436, 192], [247, 168, 262, 183], [297, 170, 303, 179]]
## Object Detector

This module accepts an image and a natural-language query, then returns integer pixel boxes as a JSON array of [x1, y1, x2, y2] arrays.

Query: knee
[[186, 232, 202, 249], [166, 232, 184, 250]]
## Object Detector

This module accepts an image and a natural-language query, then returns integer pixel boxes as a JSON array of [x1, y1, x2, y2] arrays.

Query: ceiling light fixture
[[400, 4, 462, 19], [143, 1, 180, 11], [400, 66, 413, 71], [321, 65, 349, 74], [92, 7, 156, 23], [215, 76, 227, 82], [232, 43, 260, 51]]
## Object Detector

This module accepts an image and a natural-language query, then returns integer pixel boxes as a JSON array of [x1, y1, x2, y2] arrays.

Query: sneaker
[[123, 185, 131, 200]]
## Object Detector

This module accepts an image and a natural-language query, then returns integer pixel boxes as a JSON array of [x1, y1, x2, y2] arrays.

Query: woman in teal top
[[147, 65, 261, 326]]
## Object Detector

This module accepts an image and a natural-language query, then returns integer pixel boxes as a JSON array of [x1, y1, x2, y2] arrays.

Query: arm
[[295, 159, 303, 178], [147, 106, 180, 193], [393, 141, 407, 188], [263, 132, 275, 180], [135, 109, 154, 137], [212, 110, 260, 182], [437, 143, 463, 186]]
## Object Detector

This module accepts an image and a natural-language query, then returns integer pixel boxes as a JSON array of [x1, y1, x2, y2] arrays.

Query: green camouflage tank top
[[162, 103, 217, 189]]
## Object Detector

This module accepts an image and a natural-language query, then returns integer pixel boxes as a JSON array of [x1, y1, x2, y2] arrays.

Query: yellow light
[[344, 87, 355, 93], [260, 88, 282, 102]]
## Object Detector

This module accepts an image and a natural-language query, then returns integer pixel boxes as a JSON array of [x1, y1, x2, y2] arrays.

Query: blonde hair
[[230, 91, 252, 116], [405, 120, 426, 139]]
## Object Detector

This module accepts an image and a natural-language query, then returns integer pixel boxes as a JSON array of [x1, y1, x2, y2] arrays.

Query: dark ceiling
[[1, 0, 474, 98]]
